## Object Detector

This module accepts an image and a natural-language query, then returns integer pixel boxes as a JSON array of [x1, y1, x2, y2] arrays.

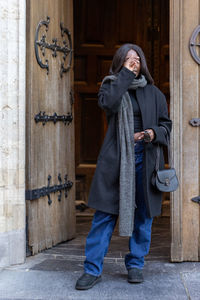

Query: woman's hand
[[134, 131, 144, 142], [134, 129, 155, 142], [124, 58, 140, 76], [123, 50, 140, 76], [144, 129, 155, 142]]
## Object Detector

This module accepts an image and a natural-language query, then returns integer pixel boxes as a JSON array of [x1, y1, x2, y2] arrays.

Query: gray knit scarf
[[101, 74, 147, 236]]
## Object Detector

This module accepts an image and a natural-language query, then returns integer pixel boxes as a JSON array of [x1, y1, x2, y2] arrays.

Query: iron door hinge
[[26, 174, 73, 205], [189, 25, 200, 65], [35, 111, 73, 125], [34, 16, 72, 77]]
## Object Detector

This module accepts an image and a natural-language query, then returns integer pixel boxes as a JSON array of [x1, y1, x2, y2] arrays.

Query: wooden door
[[74, 0, 169, 200], [26, 0, 75, 255], [170, 0, 200, 262]]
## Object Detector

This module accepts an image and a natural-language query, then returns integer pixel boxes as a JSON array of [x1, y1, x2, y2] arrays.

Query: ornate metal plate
[[189, 25, 200, 65], [34, 16, 72, 77]]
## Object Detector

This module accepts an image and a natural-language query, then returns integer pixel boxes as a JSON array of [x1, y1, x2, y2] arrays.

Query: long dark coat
[[88, 67, 172, 218]]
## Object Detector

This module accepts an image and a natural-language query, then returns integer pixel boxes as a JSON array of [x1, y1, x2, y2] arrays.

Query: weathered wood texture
[[170, 0, 200, 261], [74, 0, 169, 200], [26, 0, 75, 255]]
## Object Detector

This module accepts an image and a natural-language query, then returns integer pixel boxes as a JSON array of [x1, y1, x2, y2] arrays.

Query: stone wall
[[0, 0, 26, 267]]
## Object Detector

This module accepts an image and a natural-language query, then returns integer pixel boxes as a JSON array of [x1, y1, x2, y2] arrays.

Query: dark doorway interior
[[75, 216, 170, 261], [74, 0, 170, 260]]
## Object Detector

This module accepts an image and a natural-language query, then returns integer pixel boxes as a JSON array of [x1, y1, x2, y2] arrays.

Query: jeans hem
[[84, 270, 101, 277], [126, 266, 144, 270]]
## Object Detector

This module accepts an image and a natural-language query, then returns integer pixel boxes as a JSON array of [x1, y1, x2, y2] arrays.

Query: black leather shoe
[[75, 273, 102, 290], [128, 268, 144, 283]]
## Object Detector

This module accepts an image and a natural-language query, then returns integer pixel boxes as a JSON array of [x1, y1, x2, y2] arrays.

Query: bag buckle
[[165, 178, 170, 186]]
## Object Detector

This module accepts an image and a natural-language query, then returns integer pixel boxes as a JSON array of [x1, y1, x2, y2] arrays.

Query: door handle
[[189, 118, 200, 127]]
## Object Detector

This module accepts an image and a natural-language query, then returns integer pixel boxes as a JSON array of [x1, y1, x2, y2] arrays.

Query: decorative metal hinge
[[189, 25, 200, 65], [26, 174, 73, 205], [35, 89, 74, 125], [191, 196, 200, 204], [34, 16, 72, 77], [189, 118, 200, 127], [35, 112, 73, 125]]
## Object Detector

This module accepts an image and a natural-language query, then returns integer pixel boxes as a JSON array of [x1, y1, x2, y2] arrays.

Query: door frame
[[3, 0, 198, 267], [170, 0, 200, 261], [23, 0, 199, 262]]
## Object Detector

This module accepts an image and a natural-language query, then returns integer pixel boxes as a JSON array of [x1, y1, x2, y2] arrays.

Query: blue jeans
[[84, 141, 153, 276]]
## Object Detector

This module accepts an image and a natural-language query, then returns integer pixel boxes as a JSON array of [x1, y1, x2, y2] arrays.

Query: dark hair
[[109, 43, 154, 84]]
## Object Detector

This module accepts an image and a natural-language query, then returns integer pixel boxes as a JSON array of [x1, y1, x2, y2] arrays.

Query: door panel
[[74, 0, 169, 200], [26, 0, 75, 255]]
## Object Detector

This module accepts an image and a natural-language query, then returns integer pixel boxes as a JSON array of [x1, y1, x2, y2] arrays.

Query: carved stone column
[[0, 0, 26, 267], [170, 0, 200, 261]]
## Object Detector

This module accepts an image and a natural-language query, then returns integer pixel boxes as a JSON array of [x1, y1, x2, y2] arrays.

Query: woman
[[75, 44, 172, 290]]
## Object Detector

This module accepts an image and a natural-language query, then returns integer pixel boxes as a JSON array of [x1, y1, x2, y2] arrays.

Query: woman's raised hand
[[124, 57, 139, 73], [123, 50, 140, 76]]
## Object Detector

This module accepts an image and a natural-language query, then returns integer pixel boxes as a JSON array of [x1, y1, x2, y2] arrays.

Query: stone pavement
[[0, 216, 200, 300]]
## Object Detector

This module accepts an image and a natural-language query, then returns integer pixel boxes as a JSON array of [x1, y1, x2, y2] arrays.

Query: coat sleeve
[[98, 67, 135, 114], [150, 91, 172, 146]]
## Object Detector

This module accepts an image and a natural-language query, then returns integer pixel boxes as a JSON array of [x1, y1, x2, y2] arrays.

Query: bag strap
[[155, 127, 171, 172]]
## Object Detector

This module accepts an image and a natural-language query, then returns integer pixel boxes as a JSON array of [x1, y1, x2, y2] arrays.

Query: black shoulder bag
[[151, 136, 179, 192]]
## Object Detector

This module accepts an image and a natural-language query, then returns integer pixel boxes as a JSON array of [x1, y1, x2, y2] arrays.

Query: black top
[[128, 90, 143, 132]]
